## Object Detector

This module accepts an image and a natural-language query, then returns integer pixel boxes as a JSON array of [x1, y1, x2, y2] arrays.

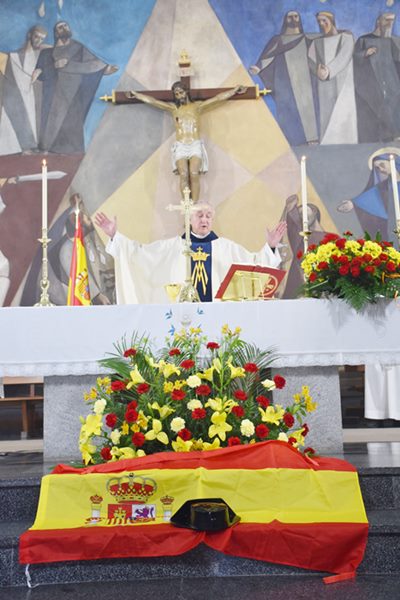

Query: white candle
[[42, 159, 47, 231], [389, 154, 400, 223], [300, 155, 308, 230]]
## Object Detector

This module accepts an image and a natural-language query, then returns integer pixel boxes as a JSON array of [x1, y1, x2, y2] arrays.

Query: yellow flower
[[305, 396, 318, 412], [187, 399, 203, 410], [293, 393, 301, 403], [240, 419, 255, 438], [221, 324, 231, 335], [228, 363, 245, 379], [80, 414, 103, 440], [118, 447, 136, 460], [288, 429, 305, 447], [261, 378, 276, 391], [259, 405, 285, 425], [137, 410, 149, 429], [212, 357, 222, 372], [126, 365, 145, 389], [208, 411, 232, 441], [173, 379, 187, 390], [186, 375, 202, 388], [93, 399, 107, 415], [121, 421, 130, 435], [84, 388, 97, 401], [151, 402, 175, 419], [79, 440, 96, 465], [206, 397, 236, 412], [145, 419, 169, 445], [97, 376, 111, 387], [172, 437, 193, 452], [162, 363, 181, 379], [190, 327, 202, 334], [201, 366, 215, 382], [109, 429, 121, 445], [170, 417, 186, 433], [202, 438, 221, 451], [277, 432, 289, 443], [163, 381, 174, 393]]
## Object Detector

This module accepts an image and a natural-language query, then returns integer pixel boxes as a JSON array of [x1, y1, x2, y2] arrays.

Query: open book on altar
[[215, 264, 286, 301]]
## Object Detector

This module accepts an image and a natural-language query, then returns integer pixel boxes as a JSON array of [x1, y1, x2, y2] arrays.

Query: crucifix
[[165, 185, 200, 302], [101, 52, 269, 203]]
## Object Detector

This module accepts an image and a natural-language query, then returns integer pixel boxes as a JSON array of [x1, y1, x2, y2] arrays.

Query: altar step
[[0, 468, 400, 587]]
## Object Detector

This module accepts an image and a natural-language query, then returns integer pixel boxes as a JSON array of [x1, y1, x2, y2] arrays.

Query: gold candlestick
[[35, 160, 53, 307]]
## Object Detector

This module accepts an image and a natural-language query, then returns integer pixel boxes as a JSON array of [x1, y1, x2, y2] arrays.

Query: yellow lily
[[171, 437, 193, 452], [228, 362, 245, 379], [290, 429, 305, 447], [151, 402, 175, 419], [163, 381, 174, 393], [259, 404, 285, 425], [126, 365, 145, 389], [80, 414, 103, 441], [79, 440, 96, 465], [96, 376, 111, 387], [212, 357, 222, 372], [162, 363, 181, 379], [117, 446, 136, 460], [202, 438, 221, 451], [145, 418, 169, 445], [208, 411, 232, 441], [121, 421, 130, 435], [205, 397, 236, 412], [201, 366, 214, 382]]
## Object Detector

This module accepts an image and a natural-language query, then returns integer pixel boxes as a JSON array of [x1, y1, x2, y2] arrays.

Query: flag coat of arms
[[67, 213, 91, 306]]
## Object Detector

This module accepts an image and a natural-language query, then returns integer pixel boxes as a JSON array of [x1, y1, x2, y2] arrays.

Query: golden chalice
[[165, 283, 182, 303]]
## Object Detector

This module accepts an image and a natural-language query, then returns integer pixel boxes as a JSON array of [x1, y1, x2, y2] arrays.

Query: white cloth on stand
[[364, 364, 400, 420]]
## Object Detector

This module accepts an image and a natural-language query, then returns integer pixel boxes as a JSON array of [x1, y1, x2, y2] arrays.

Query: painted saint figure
[[354, 13, 400, 143], [32, 21, 118, 154], [127, 82, 247, 202], [308, 11, 357, 144], [249, 11, 318, 146]]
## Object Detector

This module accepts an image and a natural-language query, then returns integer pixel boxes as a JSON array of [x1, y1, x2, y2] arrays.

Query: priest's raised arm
[[94, 206, 286, 304]]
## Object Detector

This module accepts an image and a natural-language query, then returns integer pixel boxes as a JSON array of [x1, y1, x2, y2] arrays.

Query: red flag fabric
[[67, 214, 91, 306]]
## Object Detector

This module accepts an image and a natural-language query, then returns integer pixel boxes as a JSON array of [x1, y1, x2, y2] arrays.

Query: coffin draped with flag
[[19, 441, 368, 576]]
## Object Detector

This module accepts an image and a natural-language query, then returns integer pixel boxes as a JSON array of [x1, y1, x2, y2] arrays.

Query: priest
[[95, 204, 286, 304]]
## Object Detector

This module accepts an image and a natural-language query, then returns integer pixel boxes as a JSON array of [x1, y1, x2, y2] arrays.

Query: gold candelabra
[[34, 227, 53, 306]]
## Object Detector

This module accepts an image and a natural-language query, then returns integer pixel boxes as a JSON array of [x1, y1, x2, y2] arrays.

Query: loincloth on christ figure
[[171, 140, 209, 174]]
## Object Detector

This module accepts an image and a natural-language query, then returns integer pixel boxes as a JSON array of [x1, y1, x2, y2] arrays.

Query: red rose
[[351, 257, 362, 266], [125, 408, 138, 423], [373, 258, 382, 267], [350, 266, 360, 277], [321, 233, 339, 243], [127, 400, 138, 410], [132, 432, 145, 447], [288, 436, 296, 445], [177, 428, 192, 441], [227, 436, 241, 447], [234, 390, 248, 401], [231, 405, 245, 418], [331, 255, 340, 263], [381, 253, 388, 261], [338, 255, 349, 264], [192, 408, 207, 420], [169, 348, 181, 356], [339, 265, 349, 276], [123, 348, 137, 357], [255, 424, 270, 439], [196, 384, 212, 396], [111, 380, 126, 391], [105, 413, 117, 428], [309, 272, 317, 282], [283, 412, 295, 427], [364, 265, 375, 274], [136, 383, 150, 394], [302, 423, 310, 436], [256, 395, 270, 408], [317, 261, 329, 270], [335, 239, 346, 250], [171, 389, 186, 401], [207, 342, 220, 350], [296, 250, 303, 259], [356, 239, 365, 246], [180, 359, 195, 369], [362, 253, 372, 263], [100, 447, 112, 461], [308, 244, 317, 251], [244, 362, 258, 373], [273, 375, 286, 389], [387, 261, 396, 272]]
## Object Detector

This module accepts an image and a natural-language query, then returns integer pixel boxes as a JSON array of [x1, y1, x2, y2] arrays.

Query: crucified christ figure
[[127, 82, 247, 202]]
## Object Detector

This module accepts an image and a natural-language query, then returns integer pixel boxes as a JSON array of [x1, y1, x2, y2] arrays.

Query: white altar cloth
[[0, 298, 398, 376]]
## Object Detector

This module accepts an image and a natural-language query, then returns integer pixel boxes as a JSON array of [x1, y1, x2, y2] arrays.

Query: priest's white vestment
[[106, 232, 281, 304]]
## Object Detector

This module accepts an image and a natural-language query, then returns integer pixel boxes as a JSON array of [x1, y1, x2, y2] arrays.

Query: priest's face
[[190, 208, 214, 236]]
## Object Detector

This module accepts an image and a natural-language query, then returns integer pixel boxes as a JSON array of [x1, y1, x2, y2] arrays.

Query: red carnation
[[308, 244, 317, 251], [350, 266, 360, 277], [207, 342, 220, 350], [127, 400, 138, 410], [111, 380, 126, 392], [125, 408, 138, 423], [234, 389, 248, 401], [136, 383, 150, 394], [177, 428, 192, 441], [296, 250, 303, 259], [105, 413, 117, 428], [231, 405, 245, 418], [196, 384, 212, 396], [364, 265, 375, 274], [357, 239, 365, 246], [343, 231, 353, 237], [304, 446, 315, 455], [339, 265, 349, 276], [169, 348, 181, 356], [123, 348, 137, 357], [317, 261, 329, 270], [244, 362, 258, 373], [321, 233, 339, 243], [100, 447, 112, 461], [373, 258, 382, 267], [171, 389, 186, 401], [256, 395, 270, 408], [309, 272, 317, 282], [335, 238, 346, 250], [381, 253, 388, 261], [302, 423, 310, 436], [132, 432, 145, 447], [273, 375, 286, 389], [180, 359, 195, 369], [288, 436, 297, 445], [338, 255, 349, 264], [387, 261, 396, 272], [192, 407, 207, 420], [362, 253, 372, 263], [227, 436, 241, 447], [255, 424, 270, 439], [283, 412, 295, 428]]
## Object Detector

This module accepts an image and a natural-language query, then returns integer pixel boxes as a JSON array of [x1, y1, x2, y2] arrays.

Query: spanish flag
[[67, 212, 91, 306], [19, 442, 368, 580]]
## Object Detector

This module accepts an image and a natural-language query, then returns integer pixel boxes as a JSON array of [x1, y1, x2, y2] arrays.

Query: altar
[[0, 298, 398, 459]]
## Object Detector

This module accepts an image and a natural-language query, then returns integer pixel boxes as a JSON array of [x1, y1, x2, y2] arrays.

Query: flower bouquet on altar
[[79, 325, 317, 465], [298, 231, 400, 311]]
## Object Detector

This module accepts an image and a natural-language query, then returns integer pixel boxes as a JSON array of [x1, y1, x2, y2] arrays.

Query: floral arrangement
[[79, 325, 317, 465], [299, 231, 400, 311]]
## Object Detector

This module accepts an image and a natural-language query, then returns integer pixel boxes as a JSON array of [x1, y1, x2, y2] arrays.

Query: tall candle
[[42, 159, 47, 231], [300, 155, 308, 230], [389, 154, 400, 223]]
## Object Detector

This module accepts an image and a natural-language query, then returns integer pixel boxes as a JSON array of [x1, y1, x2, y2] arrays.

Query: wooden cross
[[100, 51, 268, 105]]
